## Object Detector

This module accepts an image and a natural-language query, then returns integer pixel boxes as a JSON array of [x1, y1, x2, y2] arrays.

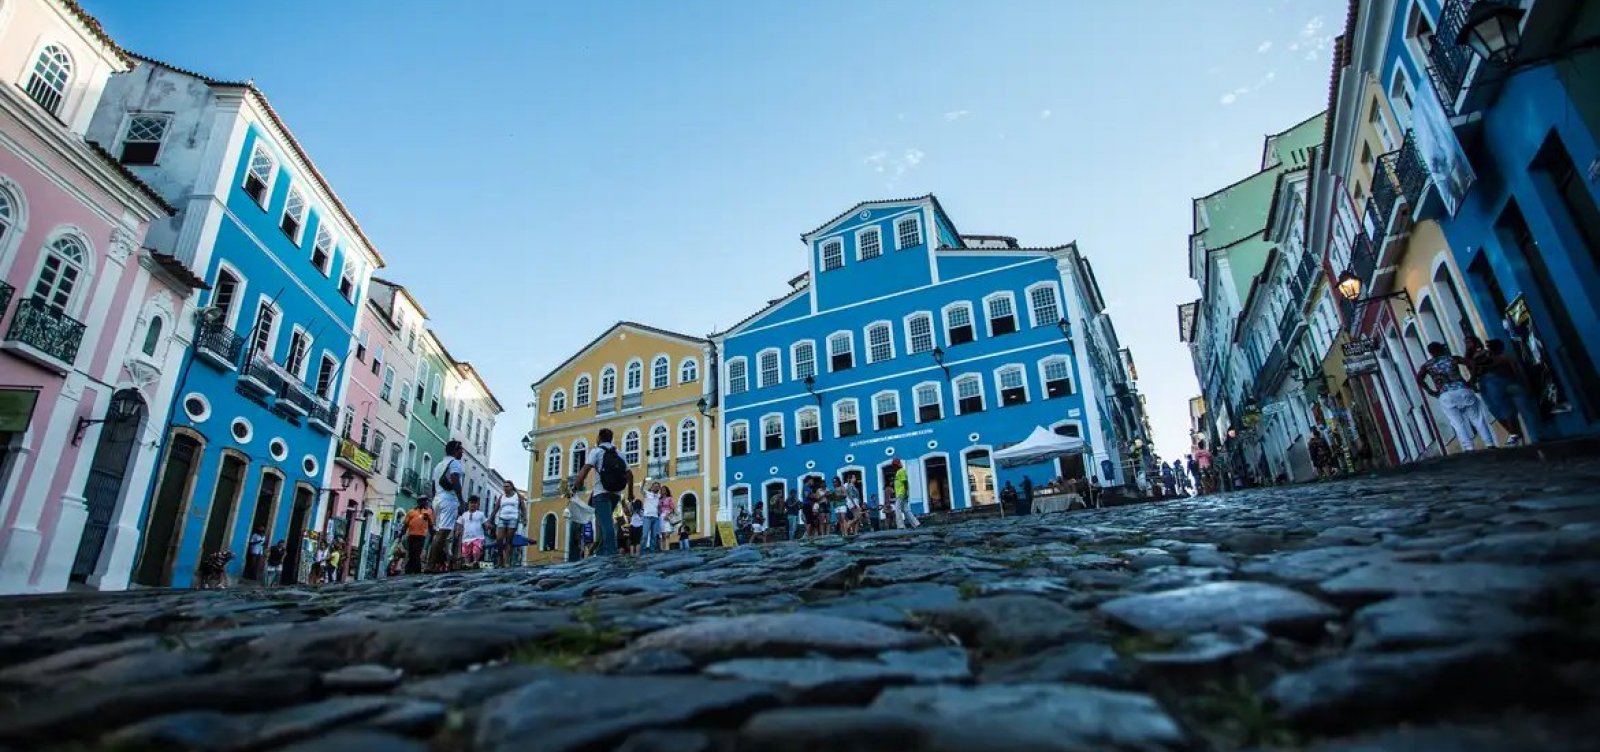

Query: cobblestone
[[1, 448, 1597, 750]]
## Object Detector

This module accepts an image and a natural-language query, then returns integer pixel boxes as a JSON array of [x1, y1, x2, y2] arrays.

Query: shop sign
[[1342, 338, 1379, 376]]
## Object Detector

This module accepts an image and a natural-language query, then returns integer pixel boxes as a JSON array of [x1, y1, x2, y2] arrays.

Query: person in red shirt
[[402, 498, 433, 575]]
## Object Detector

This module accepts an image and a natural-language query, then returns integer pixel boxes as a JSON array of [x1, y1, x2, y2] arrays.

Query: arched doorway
[[281, 485, 313, 585], [761, 480, 786, 517], [540, 513, 557, 551], [962, 448, 996, 507], [244, 470, 284, 581], [198, 451, 248, 579], [135, 430, 202, 586], [1053, 423, 1086, 483], [72, 389, 147, 581], [679, 492, 698, 534], [922, 455, 951, 513]]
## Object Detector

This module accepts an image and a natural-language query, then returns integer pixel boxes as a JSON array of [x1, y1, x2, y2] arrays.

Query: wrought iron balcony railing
[[1371, 153, 1404, 237], [196, 317, 245, 369], [3, 296, 86, 369], [1394, 129, 1429, 215], [337, 438, 377, 476], [0, 281, 13, 319], [307, 402, 337, 433], [241, 354, 284, 395], [1424, 0, 1477, 115]]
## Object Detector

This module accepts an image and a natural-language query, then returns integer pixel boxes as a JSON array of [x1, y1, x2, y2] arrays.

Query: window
[[797, 407, 821, 444], [398, 382, 411, 416], [118, 114, 169, 165], [835, 398, 860, 437], [679, 418, 699, 456], [821, 239, 844, 271], [550, 389, 567, 413], [873, 391, 901, 431], [311, 225, 334, 275], [997, 365, 1028, 406], [251, 302, 279, 357], [141, 317, 164, 357], [243, 147, 275, 206], [338, 262, 357, 302], [914, 382, 943, 423], [624, 360, 643, 393], [680, 358, 699, 383], [285, 329, 310, 377], [758, 349, 781, 388], [24, 45, 72, 116], [905, 312, 934, 354], [623, 430, 641, 465], [369, 344, 384, 376], [32, 236, 86, 313], [381, 366, 395, 402], [761, 414, 783, 451], [574, 375, 591, 406], [730, 421, 749, 456], [544, 446, 562, 480], [955, 375, 985, 414], [726, 357, 748, 395], [388, 445, 401, 481], [0, 188, 11, 246], [866, 322, 894, 363], [652, 356, 670, 389], [791, 341, 816, 380], [571, 441, 588, 475], [355, 330, 369, 362], [650, 424, 669, 460], [896, 216, 921, 249], [1027, 283, 1060, 328], [945, 303, 975, 345], [1040, 356, 1073, 398], [599, 366, 617, 399], [342, 410, 355, 438], [281, 188, 306, 243], [828, 332, 854, 371], [857, 227, 882, 260], [986, 293, 1018, 336]]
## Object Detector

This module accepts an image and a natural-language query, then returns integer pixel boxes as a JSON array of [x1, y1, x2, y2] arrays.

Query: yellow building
[[523, 322, 717, 561]]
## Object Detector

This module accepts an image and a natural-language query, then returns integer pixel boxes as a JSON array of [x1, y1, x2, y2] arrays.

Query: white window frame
[[827, 330, 854, 372], [280, 187, 308, 245], [116, 112, 171, 165], [954, 373, 986, 415], [651, 355, 671, 390], [243, 145, 277, 208], [599, 365, 618, 399], [678, 417, 699, 456], [942, 301, 976, 346], [28, 232, 92, 316], [543, 445, 562, 480], [311, 223, 336, 276], [760, 412, 784, 451], [1024, 281, 1061, 329], [903, 311, 935, 355], [895, 215, 922, 249], [865, 320, 895, 364], [872, 390, 901, 431], [574, 374, 592, 407], [1038, 355, 1074, 398], [796, 406, 822, 444], [833, 398, 860, 438], [622, 429, 642, 465], [549, 388, 567, 413], [679, 357, 699, 384], [315, 352, 339, 398], [820, 239, 844, 271], [624, 358, 644, 394], [913, 380, 944, 423], [571, 440, 589, 475], [23, 44, 73, 116], [756, 347, 782, 388], [338, 260, 357, 302], [650, 422, 671, 461], [790, 339, 817, 381], [251, 296, 282, 358], [994, 363, 1030, 405], [725, 356, 749, 395], [728, 420, 751, 456], [855, 226, 882, 260], [983, 291, 1018, 337]]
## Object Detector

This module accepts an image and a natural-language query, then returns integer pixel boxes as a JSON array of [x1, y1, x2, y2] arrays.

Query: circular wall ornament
[[183, 393, 211, 422], [844, 454, 855, 463], [885, 447, 896, 456], [734, 472, 744, 481], [269, 438, 288, 461], [769, 466, 779, 475], [230, 418, 253, 444], [928, 440, 938, 449], [302, 455, 319, 477], [858, 210, 871, 220], [968, 433, 981, 443], [805, 460, 816, 469]]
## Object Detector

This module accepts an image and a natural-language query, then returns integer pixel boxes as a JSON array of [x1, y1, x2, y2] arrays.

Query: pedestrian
[[1000, 481, 1019, 515], [658, 485, 677, 552], [1193, 445, 1214, 493], [1308, 432, 1334, 479], [459, 496, 488, 567], [245, 527, 267, 581], [1160, 464, 1177, 496], [428, 440, 467, 572], [386, 538, 405, 577], [616, 511, 632, 555], [678, 516, 693, 550], [843, 476, 862, 535], [862, 480, 881, 532], [750, 502, 768, 543], [493, 480, 523, 568], [640, 481, 663, 554], [311, 540, 328, 585], [264, 541, 285, 586], [1475, 338, 1539, 445], [326, 541, 342, 583], [571, 427, 633, 557], [1019, 477, 1034, 515], [892, 460, 919, 529], [403, 498, 432, 575], [1415, 341, 1497, 452], [784, 490, 802, 540]]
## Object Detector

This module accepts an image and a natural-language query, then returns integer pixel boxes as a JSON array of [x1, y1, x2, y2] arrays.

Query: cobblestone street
[[2, 447, 1598, 752]]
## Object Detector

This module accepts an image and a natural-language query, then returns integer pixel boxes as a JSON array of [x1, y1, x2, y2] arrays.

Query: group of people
[[394, 440, 527, 575], [1416, 335, 1538, 451], [738, 457, 922, 544]]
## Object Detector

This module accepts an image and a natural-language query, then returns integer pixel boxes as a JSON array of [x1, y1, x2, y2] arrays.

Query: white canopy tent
[[993, 426, 1087, 469]]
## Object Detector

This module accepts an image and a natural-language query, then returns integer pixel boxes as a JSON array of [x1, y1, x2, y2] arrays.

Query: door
[[135, 432, 200, 586], [964, 450, 996, 507], [679, 493, 698, 533], [281, 486, 313, 585], [762, 481, 785, 515], [245, 471, 283, 580], [1054, 424, 1086, 483], [923, 456, 951, 513], [72, 390, 146, 581], [199, 454, 248, 571]]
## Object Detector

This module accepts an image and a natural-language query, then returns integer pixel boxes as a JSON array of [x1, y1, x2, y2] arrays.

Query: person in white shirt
[[428, 440, 466, 572], [493, 480, 523, 568], [571, 428, 634, 556], [640, 481, 664, 554], [457, 497, 488, 566]]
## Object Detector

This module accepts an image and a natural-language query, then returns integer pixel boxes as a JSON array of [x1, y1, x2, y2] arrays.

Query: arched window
[[540, 514, 557, 551], [757, 348, 781, 388], [281, 188, 306, 242], [873, 391, 901, 431], [0, 187, 15, 246], [622, 429, 641, 464], [650, 423, 670, 460], [792, 340, 817, 380], [679, 358, 699, 383], [828, 331, 854, 371], [944, 302, 976, 345], [1026, 282, 1061, 328], [996, 364, 1028, 406], [955, 374, 986, 414], [866, 322, 894, 363], [726, 357, 748, 395], [985, 292, 1018, 336], [549, 389, 567, 413], [544, 446, 562, 480], [599, 365, 617, 399], [914, 381, 943, 423], [895, 215, 922, 248], [761, 414, 784, 450], [821, 239, 844, 271], [624, 360, 643, 393], [25, 45, 72, 115], [904, 312, 934, 354], [796, 407, 821, 444], [834, 398, 860, 437], [678, 417, 699, 456], [141, 317, 164, 357], [570, 440, 588, 475], [1039, 356, 1073, 398], [857, 227, 882, 260], [651, 356, 670, 389], [729, 420, 749, 456], [574, 375, 591, 406], [33, 235, 87, 313]]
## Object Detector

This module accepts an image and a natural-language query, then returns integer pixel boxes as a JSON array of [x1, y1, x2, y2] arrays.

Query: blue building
[[1381, 0, 1600, 438], [86, 57, 383, 586], [713, 196, 1132, 519]]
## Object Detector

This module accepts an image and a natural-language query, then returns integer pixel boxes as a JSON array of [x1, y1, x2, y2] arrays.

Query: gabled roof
[[370, 276, 430, 319], [801, 194, 961, 242], [532, 321, 704, 389], [147, 249, 208, 290], [82, 140, 176, 215], [712, 285, 807, 341], [57, 0, 132, 66]]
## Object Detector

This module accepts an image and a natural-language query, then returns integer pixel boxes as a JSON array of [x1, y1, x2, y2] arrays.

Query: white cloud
[[1257, 41, 1272, 53], [1300, 15, 1325, 38], [864, 148, 926, 186], [1039, 109, 1052, 120], [943, 110, 970, 122], [1220, 93, 1238, 105], [863, 150, 889, 174]]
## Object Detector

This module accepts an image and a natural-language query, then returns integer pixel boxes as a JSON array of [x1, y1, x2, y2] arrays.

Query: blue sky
[[84, 0, 1344, 481]]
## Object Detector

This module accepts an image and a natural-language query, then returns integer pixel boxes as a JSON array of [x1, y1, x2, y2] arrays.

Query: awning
[[992, 426, 1087, 469]]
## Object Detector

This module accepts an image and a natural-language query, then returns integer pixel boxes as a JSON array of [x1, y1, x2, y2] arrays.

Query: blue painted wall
[[810, 205, 934, 312]]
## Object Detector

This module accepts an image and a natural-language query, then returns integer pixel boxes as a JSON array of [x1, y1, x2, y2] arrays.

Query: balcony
[[240, 354, 283, 396], [1253, 344, 1287, 401], [0, 281, 13, 319], [196, 317, 244, 370], [676, 455, 701, 476], [275, 372, 326, 418], [595, 397, 617, 416], [647, 459, 669, 480], [400, 468, 422, 497], [307, 402, 336, 434], [1371, 153, 1405, 239], [1394, 129, 1431, 220], [2, 297, 86, 374], [336, 438, 377, 477], [1424, 0, 1478, 116]]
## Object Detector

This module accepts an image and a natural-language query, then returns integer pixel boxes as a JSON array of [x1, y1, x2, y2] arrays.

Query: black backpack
[[597, 446, 630, 493]]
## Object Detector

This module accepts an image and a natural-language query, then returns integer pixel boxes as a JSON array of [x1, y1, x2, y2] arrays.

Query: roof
[[57, 0, 132, 66], [454, 362, 505, 413], [147, 249, 208, 290], [800, 194, 961, 242], [83, 140, 176, 215], [532, 321, 705, 389], [127, 55, 388, 270], [1321, 33, 1349, 168], [370, 276, 430, 318]]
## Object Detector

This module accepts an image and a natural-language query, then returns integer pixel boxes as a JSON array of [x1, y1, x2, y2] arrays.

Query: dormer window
[[119, 114, 170, 165], [821, 239, 844, 271], [857, 228, 882, 260], [281, 188, 306, 243], [896, 216, 921, 249]]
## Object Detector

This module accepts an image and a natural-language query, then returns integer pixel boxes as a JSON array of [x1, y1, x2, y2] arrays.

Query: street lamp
[[72, 396, 142, 445], [1457, 0, 1525, 63], [1056, 318, 1072, 340], [696, 396, 716, 427], [520, 432, 536, 453], [1337, 270, 1415, 311], [803, 375, 823, 406], [930, 347, 951, 381]]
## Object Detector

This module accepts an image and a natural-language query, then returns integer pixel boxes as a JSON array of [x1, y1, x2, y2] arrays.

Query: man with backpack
[[428, 440, 467, 572], [571, 428, 633, 556]]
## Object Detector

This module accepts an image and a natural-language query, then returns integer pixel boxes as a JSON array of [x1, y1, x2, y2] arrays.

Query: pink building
[[0, 0, 204, 593]]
